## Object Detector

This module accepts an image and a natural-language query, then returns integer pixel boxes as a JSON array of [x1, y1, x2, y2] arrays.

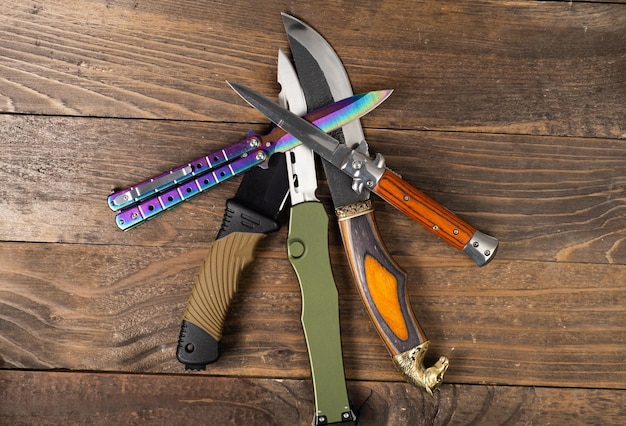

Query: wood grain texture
[[1, 241, 624, 389], [1, 371, 625, 426], [373, 169, 476, 250], [0, 1, 624, 137], [338, 211, 428, 356], [1, 0, 625, 423], [1, 114, 625, 265]]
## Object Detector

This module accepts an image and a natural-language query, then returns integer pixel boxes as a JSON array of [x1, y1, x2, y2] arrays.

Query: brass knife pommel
[[393, 341, 449, 396]]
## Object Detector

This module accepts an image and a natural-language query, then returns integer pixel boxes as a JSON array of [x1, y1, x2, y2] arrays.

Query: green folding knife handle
[[287, 201, 355, 425]]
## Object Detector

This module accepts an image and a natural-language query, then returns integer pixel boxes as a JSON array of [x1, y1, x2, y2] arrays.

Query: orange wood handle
[[338, 210, 427, 356], [373, 170, 476, 250]]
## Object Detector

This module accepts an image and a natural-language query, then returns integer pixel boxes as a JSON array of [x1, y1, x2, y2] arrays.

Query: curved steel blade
[[282, 13, 369, 207], [278, 49, 318, 205]]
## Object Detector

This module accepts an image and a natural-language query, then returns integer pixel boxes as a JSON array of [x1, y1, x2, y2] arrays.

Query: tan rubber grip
[[183, 232, 265, 340]]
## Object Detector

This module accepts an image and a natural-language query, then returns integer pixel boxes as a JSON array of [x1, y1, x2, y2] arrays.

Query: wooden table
[[1, 1, 625, 424]]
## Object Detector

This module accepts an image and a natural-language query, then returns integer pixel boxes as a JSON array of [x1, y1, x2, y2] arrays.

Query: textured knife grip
[[338, 209, 427, 354], [177, 232, 265, 369], [373, 170, 497, 266], [287, 202, 355, 425], [338, 208, 449, 394]]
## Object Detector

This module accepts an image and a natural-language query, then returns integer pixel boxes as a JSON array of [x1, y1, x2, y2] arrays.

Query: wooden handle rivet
[[403, 195, 409, 201], [433, 225, 439, 231], [453, 229, 459, 235]]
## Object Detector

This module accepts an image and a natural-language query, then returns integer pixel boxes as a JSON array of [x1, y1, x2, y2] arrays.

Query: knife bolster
[[335, 199, 372, 220], [217, 199, 280, 239], [393, 341, 449, 396]]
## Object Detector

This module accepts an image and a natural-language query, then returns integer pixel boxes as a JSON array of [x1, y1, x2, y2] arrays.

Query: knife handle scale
[[287, 202, 355, 425], [373, 170, 497, 266], [176, 231, 265, 369], [337, 206, 448, 394], [177, 199, 280, 369]]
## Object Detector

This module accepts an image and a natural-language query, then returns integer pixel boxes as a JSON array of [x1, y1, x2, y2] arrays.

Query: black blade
[[286, 22, 369, 208]]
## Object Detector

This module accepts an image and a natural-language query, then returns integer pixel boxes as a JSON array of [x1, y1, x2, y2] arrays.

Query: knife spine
[[336, 204, 449, 395]]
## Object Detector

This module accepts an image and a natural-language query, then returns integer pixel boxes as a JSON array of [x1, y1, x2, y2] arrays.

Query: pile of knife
[[107, 14, 498, 425]]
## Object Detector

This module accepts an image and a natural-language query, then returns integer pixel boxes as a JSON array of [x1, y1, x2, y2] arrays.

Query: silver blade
[[282, 13, 364, 145], [229, 82, 357, 167], [229, 82, 391, 195], [278, 49, 307, 115], [277, 50, 318, 205], [282, 13, 369, 207]]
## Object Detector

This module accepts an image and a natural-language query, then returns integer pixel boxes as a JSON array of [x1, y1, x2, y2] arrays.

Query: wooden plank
[[1, 370, 625, 425], [1, 1, 625, 422], [1, 114, 625, 266], [1, 241, 624, 388], [0, 1, 624, 138]]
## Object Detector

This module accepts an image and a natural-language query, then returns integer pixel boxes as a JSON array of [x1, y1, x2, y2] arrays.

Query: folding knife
[[279, 49, 355, 425], [281, 13, 450, 394], [108, 90, 390, 230], [231, 83, 498, 266]]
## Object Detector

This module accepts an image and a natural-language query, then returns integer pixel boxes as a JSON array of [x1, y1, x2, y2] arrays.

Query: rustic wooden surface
[[1, 1, 625, 424]]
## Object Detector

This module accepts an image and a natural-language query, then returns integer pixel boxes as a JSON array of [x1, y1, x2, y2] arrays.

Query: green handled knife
[[279, 49, 355, 425], [282, 13, 450, 394]]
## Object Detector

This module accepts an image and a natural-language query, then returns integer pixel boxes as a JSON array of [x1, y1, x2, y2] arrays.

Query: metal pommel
[[462, 230, 499, 267], [392, 341, 449, 396]]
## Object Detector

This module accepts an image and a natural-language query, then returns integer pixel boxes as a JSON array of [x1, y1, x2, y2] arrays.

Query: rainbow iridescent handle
[[110, 89, 392, 230], [115, 152, 268, 230], [108, 133, 263, 211]]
